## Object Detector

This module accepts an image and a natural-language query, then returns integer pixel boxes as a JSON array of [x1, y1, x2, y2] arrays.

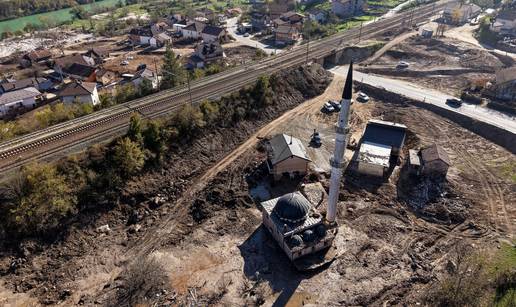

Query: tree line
[[0, 0, 99, 21]]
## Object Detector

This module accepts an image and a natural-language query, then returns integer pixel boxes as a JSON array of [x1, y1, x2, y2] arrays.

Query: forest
[[0, 0, 100, 21]]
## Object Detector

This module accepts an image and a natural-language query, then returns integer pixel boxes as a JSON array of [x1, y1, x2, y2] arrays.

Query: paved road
[[330, 66, 516, 135]]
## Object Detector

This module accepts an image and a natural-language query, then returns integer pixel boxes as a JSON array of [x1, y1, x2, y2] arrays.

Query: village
[[0, 0, 514, 306]]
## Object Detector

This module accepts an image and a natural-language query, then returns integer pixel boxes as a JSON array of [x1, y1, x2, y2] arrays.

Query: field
[[0, 0, 120, 34]]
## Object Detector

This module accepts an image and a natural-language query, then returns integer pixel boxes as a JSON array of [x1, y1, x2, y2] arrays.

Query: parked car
[[357, 92, 369, 102], [322, 102, 335, 113], [120, 60, 129, 66], [396, 61, 409, 69], [243, 32, 250, 37], [310, 130, 322, 147], [446, 97, 462, 107], [329, 100, 341, 111]]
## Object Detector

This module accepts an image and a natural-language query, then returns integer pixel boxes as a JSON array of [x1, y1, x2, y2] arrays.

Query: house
[[150, 33, 172, 48], [354, 119, 407, 177], [275, 23, 302, 44], [494, 66, 516, 101], [64, 63, 97, 82], [20, 49, 52, 68], [266, 134, 311, 180], [307, 8, 328, 23], [279, 11, 305, 24], [131, 67, 158, 89], [491, 10, 516, 35], [96, 69, 118, 87], [84, 48, 109, 64], [274, 11, 304, 44], [331, 0, 365, 18], [0, 77, 53, 93], [201, 25, 227, 43], [420, 144, 450, 177], [196, 8, 215, 20], [251, 12, 269, 31], [442, 3, 481, 24], [59, 81, 100, 105], [0, 87, 41, 118], [151, 22, 169, 36], [129, 26, 154, 45], [188, 41, 225, 69], [269, 0, 294, 19], [53, 54, 96, 79], [181, 22, 206, 39]]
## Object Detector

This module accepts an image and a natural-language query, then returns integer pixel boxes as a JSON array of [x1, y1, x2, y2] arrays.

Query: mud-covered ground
[[0, 68, 514, 306], [360, 35, 514, 96], [0, 64, 333, 306]]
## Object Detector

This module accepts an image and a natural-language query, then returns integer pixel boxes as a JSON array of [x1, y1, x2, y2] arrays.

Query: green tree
[[112, 137, 145, 176], [161, 45, 186, 89], [139, 78, 154, 96], [2, 163, 77, 236], [199, 100, 220, 126], [253, 75, 273, 107], [127, 113, 143, 144], [143, 120, 167, 159], [70, 5, 88, 19], [171, 104, 205, 137]]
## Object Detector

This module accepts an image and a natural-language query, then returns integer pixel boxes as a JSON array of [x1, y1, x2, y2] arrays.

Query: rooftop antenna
[[326, 62, 353, 224]]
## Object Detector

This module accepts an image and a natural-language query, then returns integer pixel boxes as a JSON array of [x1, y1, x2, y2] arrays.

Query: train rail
[[0, 1, 451, 174]]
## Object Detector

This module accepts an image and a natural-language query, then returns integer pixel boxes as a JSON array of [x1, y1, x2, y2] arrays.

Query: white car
[[396, 61, 409, 69], [120, 60, 129, 66], [357, 92, 369, 102]]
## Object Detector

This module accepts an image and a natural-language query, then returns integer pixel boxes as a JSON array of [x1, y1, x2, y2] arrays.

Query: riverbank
[[0, 0, 121, 34]]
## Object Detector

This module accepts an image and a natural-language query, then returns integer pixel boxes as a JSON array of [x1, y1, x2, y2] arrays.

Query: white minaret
[[326, 62, 353, 223]]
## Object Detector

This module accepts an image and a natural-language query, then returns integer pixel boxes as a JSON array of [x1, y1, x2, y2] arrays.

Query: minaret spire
[[326, 62, 353, 223]]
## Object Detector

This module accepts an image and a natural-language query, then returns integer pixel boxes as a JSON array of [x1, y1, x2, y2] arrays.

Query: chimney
[[326, 62, 353, 224]]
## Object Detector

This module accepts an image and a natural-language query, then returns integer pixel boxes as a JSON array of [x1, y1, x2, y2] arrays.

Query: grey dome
[[273, 192, 311, 224]]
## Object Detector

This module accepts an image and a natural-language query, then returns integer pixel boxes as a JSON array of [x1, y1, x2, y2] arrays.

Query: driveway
[[330, 66, 516, 135], [226, 17, 283, 55]]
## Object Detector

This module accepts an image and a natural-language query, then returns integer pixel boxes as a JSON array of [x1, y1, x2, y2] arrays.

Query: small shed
[[267, 134, 311, 180], [420, 144, 450, 177]]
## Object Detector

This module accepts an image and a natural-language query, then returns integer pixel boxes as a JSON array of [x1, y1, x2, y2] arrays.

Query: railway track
[[0, 1, 451, 175]]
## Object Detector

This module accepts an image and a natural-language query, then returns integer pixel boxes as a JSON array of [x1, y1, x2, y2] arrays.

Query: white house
[[0, 87, 41, 118], [201, 25, 227, 43], [150, 33, 172, 48], [331, 0, 364, 18], [188, 42, 225, 69], [59, 81, 100, 105], [131, 68, 158, 89], [129, 27, 153, 45], [181, 22, 206, 39]]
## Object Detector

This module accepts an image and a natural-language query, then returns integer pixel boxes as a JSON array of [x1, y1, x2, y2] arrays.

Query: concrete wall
[[355, 82, 516, 154], [357, 161, 385, 177]]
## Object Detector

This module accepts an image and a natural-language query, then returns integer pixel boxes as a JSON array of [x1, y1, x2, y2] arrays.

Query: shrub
[[114, 255, 169, 306], [0, 163, 77, 236], [112, 137, 145, 177]]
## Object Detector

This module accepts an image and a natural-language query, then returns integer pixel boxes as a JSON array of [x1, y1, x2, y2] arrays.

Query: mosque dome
[[273, 192, 311, 224]]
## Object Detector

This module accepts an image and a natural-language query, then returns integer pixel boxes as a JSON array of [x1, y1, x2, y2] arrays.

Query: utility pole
[[153, 57, 160, 90], [160, 68, 193, 105], [305, 21, 310, 64]]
